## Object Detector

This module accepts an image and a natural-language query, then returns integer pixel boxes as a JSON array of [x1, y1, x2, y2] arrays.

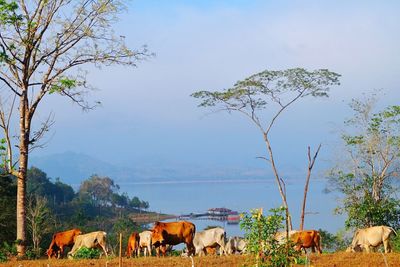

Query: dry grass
[[2, 253, 400, 267]]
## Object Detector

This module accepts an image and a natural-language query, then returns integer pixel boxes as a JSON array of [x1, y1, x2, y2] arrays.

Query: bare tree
[[26, 195, 53, 257], [192, 68, 340, 229], [0, 0, 149, 255], [299, 144, 321, 231]]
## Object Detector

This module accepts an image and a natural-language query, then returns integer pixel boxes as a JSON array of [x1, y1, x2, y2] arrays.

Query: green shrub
[[72, 247, 101, 259], [392, 232, 400, 252], [0, 251, 7, 263], [240, 207, 300, 267], [25, 247, 41, 260]]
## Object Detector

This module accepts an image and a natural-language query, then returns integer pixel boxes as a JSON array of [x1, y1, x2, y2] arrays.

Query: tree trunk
[[16, 95, 30, 256], [263, 134, 293, 230], [299, 145, 321, 231]]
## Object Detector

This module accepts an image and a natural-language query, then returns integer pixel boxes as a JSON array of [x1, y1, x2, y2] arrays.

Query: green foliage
[[240, 207, 299, 267], [27, 167, 75, 205], [49, 77, 78, 94], [108, 217, 140, 255], [192, 68, 340, 110], [391, 233, 400, 252], [24, 247, 40, 260], [0, 0, 21, 25], [0, 241, 18, 262], [0, 251, 6, 262], [342, 194, 400, 229], [318, 229, 351, 252], [72, 247, 101, 259], [329, 98, 400, 229], [78, 175, 119, 206], [0, 175, 16, 243]]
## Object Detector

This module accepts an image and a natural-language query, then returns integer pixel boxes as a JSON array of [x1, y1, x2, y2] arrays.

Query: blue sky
[[33, 0, 400, 179]]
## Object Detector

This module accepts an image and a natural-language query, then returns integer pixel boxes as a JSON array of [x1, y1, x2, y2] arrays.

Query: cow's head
[[46, 247, 58, 259], [151, 222, 166, 246], [346, 244, 362, 252], [73, 229, 83, 241]]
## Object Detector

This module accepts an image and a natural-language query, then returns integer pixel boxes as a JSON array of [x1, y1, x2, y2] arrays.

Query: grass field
[[1, 253, 400, 267]]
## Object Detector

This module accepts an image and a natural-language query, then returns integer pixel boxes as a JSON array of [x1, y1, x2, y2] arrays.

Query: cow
[[151, 221, 196, 256], [347, 225, 397, 253], [126, 232, 140, 258], [193, 227, 226, 256], [225, 236, 247, 255], [68, 231, 108, 258], [138, 230, 153, 257], [290, 230, 322, 254], [46, 228, 82, 259]]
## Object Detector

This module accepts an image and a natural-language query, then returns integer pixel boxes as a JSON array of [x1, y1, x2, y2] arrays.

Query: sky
[[32, 0, 400, 178]]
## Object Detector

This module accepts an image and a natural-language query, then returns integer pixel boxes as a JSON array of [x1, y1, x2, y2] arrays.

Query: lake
[[121, 179, 345, 238]]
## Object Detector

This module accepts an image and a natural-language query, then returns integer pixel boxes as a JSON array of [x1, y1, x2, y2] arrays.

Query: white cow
[[139, 230, 152, 257], [68, 231, 108, 258], [225, 236, 247, 255], [348, 225, 397, 253], [193, 227, 226, 256], [274, 230, 299, 245]]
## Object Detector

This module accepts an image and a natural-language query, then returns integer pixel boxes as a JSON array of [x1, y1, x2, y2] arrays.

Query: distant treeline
[[0, 167, 149, 258]]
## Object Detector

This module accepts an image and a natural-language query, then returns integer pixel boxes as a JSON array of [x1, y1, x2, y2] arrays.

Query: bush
[[0, 241, 18, 262], [25, 247, 41, 260], [240, 207, 300, 267], [392, 232, 400, 252], [72, 247, 101, 259], [0, 251, 7, 263]]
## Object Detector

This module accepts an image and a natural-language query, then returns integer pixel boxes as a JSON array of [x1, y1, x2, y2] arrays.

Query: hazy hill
[[29, 151, 281, 187]]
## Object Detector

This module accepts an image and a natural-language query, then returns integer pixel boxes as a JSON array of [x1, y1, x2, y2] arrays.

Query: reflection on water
[[121, 179, 345, 236]]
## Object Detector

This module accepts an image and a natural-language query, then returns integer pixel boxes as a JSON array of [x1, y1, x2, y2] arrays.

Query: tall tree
[[192, 68, 340, 229], [328, 96, 400, 228], [0, 0, 148, 254]]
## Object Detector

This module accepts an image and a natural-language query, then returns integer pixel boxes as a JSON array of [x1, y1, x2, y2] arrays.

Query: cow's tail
[[389, 227, 397, 236], [192, 223, 196, 239]]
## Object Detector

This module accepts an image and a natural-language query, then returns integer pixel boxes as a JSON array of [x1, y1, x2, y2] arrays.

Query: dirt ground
[[1, 253, 400, 267]]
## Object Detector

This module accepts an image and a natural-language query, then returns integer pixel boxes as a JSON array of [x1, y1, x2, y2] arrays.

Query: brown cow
[[151, 221, 196, 256], [46, 228, 82, 259], [126, 232, 140, 258], [290, 230, 322, 254]]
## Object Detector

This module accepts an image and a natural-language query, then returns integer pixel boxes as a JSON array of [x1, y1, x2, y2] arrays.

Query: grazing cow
[[68, 231, 108, 258], [225, 236, 247, 255], [290, 230, 322, 254], [348, 226, 397, 253], [152, 221, 196, 256], [139, 230, 152, 257], [193, 227, 226, 256], [126, 232, 140, 258], [46, 228, 82, 259]]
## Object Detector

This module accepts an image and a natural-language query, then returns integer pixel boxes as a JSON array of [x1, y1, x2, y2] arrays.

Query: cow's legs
[[383, 240, 391, 253], [218, 242, 226, 256], [99, 244, 108, 258], [364, 245, 370, 253], [58, 246, 64, 259], [186, 241, 196, 256]]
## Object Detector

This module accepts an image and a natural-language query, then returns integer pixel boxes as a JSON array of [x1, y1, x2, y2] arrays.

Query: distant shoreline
[[116, 178, 328, 186]]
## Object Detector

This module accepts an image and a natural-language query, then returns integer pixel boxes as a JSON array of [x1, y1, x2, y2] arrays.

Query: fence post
[[119, 233, 122, 267]]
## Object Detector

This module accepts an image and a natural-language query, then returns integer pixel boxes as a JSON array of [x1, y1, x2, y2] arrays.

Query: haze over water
[[122, 179, 344, 237]]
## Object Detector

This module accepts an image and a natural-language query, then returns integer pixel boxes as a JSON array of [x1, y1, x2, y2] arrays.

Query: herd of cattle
[[45, 221, 397, 259]]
